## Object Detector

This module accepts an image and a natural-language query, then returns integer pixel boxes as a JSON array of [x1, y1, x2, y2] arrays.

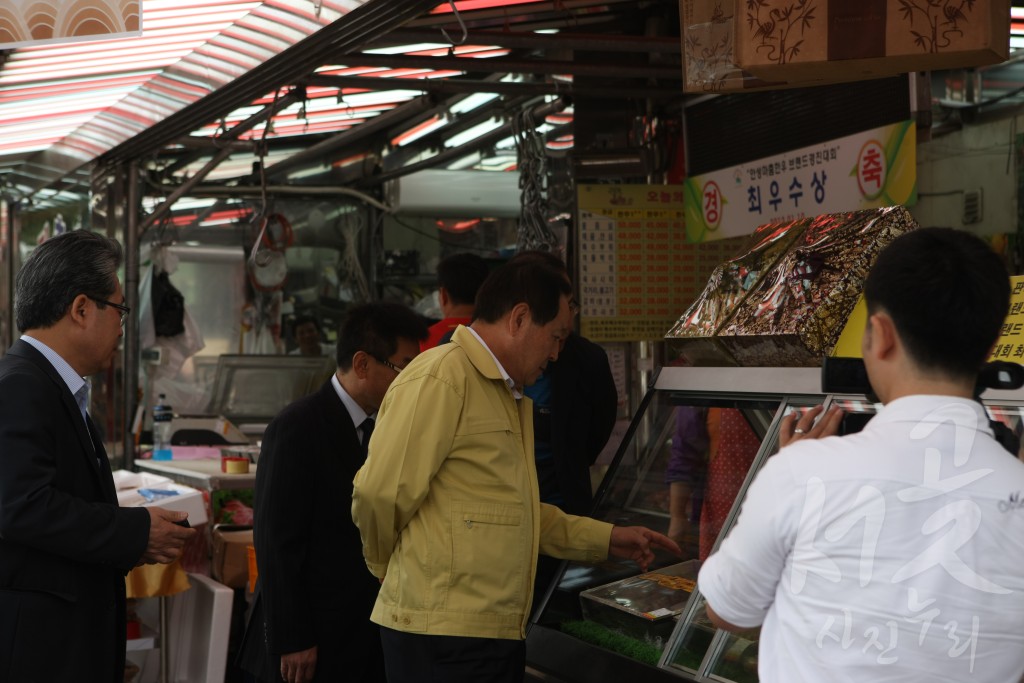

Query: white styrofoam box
[[169, 573, 234, 683], [115, 471, 208, 527]]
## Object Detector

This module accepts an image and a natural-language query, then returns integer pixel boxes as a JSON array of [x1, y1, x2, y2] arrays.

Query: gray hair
[[15, 230, 123, 331]]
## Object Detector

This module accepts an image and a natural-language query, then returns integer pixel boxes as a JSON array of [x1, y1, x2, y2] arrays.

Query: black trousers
[[380, 627, 526, 683]]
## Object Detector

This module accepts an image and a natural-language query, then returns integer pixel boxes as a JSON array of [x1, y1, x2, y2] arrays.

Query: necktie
[[74, 384, 89, 424], [75, 384, 99, 463], [360, 417, 375, 456]]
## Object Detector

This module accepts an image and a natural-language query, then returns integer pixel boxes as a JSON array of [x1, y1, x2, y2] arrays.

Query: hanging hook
[[440, 0, 468, 48]]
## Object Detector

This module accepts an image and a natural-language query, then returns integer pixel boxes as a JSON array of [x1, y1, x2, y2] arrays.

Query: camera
[[821, 356, 1024, 453]]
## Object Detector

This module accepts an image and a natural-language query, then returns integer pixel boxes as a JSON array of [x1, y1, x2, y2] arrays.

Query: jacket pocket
[[448, 501, 526, 614]]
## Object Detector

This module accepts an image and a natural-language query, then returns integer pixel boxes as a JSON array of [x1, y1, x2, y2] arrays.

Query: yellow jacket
[[352, 325, 612, 640]]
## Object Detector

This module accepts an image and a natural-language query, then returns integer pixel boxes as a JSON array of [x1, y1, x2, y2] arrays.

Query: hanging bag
[[151, 270, 186, 337]]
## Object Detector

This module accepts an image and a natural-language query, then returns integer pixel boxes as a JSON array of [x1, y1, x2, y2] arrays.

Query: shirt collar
[[331, 373, 371, 427], [464, 326, 522, 399], [867, 394, 993, 437], [20, 334, 86, 399]]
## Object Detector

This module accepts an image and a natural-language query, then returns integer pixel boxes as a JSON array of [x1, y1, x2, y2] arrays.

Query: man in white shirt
[[698, 227, 1024, 682]]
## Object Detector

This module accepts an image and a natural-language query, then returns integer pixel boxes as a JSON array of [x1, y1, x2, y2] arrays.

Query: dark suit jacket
[[0, 340, 150, 683], [238, 380, 385, 683], [546, 333, 619, 516]]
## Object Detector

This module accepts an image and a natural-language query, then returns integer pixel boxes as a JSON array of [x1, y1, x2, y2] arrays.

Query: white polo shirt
[[699, 395, 1024, 683]]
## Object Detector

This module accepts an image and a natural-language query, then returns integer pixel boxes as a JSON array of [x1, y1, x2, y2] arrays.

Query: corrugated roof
[[0, 0, 367, 203]]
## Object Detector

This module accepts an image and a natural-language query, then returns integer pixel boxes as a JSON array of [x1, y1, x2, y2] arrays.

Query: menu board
[[578, 184, 744, 342]]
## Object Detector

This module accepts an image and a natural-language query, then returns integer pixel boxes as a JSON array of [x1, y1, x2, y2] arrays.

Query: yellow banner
[[990, 276, 1024, 363]]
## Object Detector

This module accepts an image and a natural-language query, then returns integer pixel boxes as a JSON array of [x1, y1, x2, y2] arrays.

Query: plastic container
[[152, 394, 174, 461]]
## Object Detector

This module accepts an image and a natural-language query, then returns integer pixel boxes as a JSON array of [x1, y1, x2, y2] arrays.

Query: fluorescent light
[[364, 43, 448, 55], [444, 119, 503, 148]]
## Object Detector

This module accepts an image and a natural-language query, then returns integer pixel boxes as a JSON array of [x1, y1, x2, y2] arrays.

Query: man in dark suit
[[239, 302, 427, 683], [0, 229, 196, 683]]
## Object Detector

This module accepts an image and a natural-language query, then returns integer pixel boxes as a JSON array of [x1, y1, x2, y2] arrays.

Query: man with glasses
[[0, 229, 196, 683], [352, 257, 678, 683], [240, 302, 427, 683]]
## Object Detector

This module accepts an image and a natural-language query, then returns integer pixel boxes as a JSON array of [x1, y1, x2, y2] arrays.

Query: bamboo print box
[[734, 0, 1009, 84], [680, 0, 788, 93]]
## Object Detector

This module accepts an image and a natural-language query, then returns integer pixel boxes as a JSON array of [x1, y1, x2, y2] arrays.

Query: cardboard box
[[212, 526, 253, 590], [734, 0, 1009, 84], [114, 471, 209, 527]]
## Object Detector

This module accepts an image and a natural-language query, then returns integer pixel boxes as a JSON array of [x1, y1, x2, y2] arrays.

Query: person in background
[[698, 227, 1024, 682], [665, 406, 762, 561], [239, 303, 427, 683], [352, 257, 679, 683], [0, 230, 195, 683], [507, 251, 619, 616], [289, 314, 334, 356], [421, 251, 489, 350]]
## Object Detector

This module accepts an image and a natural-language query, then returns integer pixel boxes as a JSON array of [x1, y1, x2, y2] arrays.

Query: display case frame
[[526, 365, 1024, 683]]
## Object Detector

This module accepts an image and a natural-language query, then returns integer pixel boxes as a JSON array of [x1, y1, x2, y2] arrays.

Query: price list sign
[[578, 184, 688, 342]]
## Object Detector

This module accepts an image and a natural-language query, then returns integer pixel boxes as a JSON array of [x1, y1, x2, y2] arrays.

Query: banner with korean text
[[684, 120, 917, 243]]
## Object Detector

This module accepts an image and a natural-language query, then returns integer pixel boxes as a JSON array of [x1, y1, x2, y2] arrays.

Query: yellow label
[[830, 295, 867, 358]]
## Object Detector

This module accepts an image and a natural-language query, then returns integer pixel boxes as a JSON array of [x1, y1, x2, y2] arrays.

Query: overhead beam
[[357, 98, 568, 187], [138, 88, 303, 234], [373, 28, 682, 54], [308, 74, 679, 99], [333, 52, 680, 80], [262, 93, 438, 180], [381, 96, 530, 172], [265, 75, 525, 181]]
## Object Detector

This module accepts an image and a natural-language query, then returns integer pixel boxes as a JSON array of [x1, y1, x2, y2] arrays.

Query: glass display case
[[526, 365, 1024, 683]]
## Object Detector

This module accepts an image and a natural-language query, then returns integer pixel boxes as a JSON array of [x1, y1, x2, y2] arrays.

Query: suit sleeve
[[580, 339, 618, 466], [352, 374, 457, 578], [0, 369, 148, 571], [253, 412, 318, 655]]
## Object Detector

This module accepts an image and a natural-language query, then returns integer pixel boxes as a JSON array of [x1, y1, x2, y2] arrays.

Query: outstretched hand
[[609, 526, 682, 572]]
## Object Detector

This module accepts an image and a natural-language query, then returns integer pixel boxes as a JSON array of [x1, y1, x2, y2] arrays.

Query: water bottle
[[152, 394, 174, 461]]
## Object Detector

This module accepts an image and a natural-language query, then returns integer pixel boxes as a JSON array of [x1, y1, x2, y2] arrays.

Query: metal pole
[[159, 595, 170, 683], [137, 89, 303, 236], [123, 162, 140, 470]]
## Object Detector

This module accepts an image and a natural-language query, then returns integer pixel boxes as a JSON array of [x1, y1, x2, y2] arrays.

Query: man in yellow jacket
[[352, 257, 679, 683]]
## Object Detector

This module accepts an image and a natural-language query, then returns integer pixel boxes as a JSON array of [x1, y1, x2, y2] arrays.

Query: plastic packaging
[[152, 394, 174, 461]]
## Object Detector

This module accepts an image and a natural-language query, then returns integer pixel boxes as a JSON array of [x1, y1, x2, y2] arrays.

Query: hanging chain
[[514, 108, 557, 252]]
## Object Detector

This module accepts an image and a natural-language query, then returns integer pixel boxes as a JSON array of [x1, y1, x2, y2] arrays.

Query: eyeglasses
[[373, 355, 406, 374], [89, 297, 130, 325]]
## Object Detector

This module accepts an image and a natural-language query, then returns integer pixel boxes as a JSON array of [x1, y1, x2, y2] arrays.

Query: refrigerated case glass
[[529, 367, 825, 679], [528, 366, 1024, 683], [527, 366, 879, 682]]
